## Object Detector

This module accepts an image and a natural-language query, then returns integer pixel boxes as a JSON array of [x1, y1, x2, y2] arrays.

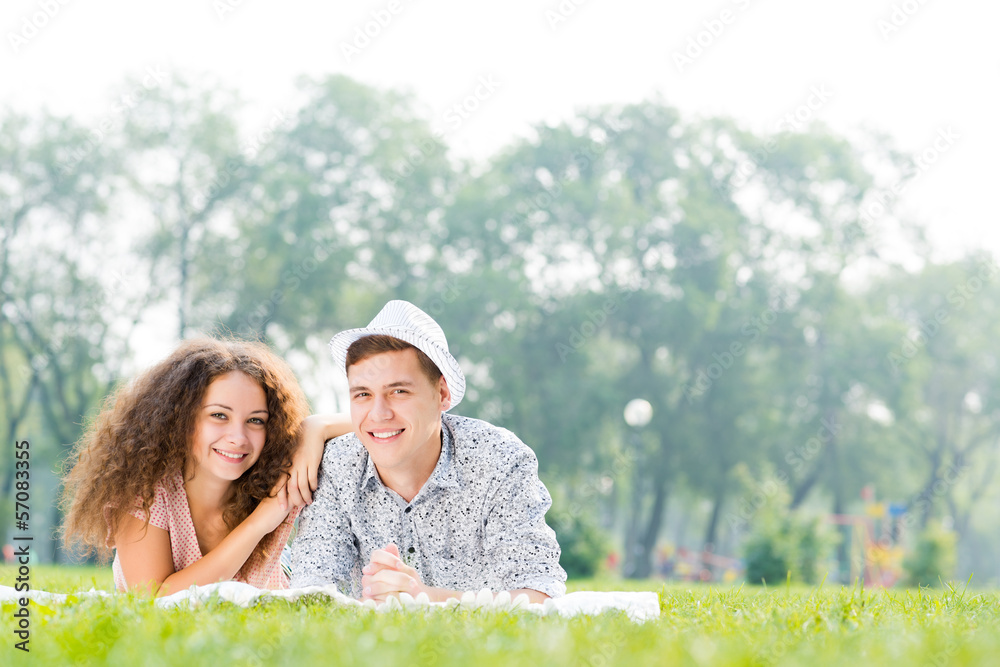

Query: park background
[[2, 0, 1000, 590]]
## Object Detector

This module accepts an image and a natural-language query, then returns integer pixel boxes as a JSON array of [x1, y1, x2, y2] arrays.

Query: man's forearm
[[420, 585, 549, 604], [507, 588, 550, 604]]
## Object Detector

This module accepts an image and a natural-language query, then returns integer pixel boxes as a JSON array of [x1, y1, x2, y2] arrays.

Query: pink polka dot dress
[[112, 472, 299, 592]]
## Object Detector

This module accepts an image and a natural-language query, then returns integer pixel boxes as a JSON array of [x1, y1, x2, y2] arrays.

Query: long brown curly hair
[[61, 337, 309, 574]]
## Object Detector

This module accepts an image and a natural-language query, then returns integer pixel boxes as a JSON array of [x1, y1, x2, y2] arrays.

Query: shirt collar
[[424, 418, 460, 491], [362, 453, 381, 490], [361, 416, 461, 492]]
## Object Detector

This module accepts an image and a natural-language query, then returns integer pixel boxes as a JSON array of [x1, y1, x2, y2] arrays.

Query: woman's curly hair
[[61, 337, 309, 574]]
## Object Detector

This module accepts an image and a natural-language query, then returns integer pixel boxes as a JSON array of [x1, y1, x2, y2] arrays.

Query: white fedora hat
[[329, 300, 466, 411]]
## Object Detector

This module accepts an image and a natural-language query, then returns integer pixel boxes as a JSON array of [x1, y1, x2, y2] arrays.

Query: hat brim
[[330, 326, 466, 412]]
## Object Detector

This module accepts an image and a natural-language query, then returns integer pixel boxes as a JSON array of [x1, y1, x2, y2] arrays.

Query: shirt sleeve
[[289, 448, 362, 594], [482, 445, 568, 598]]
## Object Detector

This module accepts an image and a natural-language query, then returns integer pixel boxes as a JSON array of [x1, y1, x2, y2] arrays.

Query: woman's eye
[[211, 412, 227, 420], [248, 417, 266, 425]]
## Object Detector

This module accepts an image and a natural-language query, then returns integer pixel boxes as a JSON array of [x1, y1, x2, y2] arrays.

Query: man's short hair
[[346, 335, 443, 386]]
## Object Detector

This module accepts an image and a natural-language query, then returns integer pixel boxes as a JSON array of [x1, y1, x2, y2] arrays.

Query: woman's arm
[[286, 413, 353, 506], [114, 485, 293, 597]]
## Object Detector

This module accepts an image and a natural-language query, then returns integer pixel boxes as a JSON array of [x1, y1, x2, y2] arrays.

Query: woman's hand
[[285, 413, 352, 506], [249, 480, 293, 535]]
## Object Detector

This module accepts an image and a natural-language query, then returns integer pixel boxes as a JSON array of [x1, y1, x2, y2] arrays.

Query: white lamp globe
[[624, 398, 653, 428]]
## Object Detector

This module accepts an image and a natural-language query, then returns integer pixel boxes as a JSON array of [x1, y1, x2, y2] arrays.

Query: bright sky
[[3, 0, 997, 262]]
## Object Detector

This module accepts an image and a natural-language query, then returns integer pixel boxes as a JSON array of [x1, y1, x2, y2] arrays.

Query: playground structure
[[653, 545, 743, 583], [634, 487, 908, 585], [826, 493, 906, 587]]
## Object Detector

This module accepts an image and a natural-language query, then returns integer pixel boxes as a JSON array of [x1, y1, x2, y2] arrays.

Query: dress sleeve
[[482, 445, 568, 598], [129, 480, 171, 530]]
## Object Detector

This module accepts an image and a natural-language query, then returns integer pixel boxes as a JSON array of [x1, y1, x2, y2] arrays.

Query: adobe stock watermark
[[423, 278, 464, 318], [926, 638, 961, 667], [388, 74, 500, 185], [213, 0, 249, 21], [544, 0, 589, 31], [775, 85, 833, 132], [715, 84, 833, 198], [242, 107, 294, 160], [50, 265, 137, 342], [851, 463, 967, 580], [846, 125, 958, 244], [683, 289, 793, 403], [243, 620, 294, 666], [672, 0, 753, 74], [727, 417, 842, 531], [418, 622, 463, 665], [190, 107, 293, 212], [498, 122, 623, 230], [877, 0, 931, 40], [443, 75, 500, 131], [583, 629, 628, 667], [340, 0, 415, 63], [555, 291, 633, 362], [784, 417, 841, 475], [58, 66, 170, 176], [7, 0, 72, 54], [241, 235, 336, 333], [550, 450, 635, 534], [885, 258, 998, 374], [245, 258, 461, 335], [902, 464, 967, 530]]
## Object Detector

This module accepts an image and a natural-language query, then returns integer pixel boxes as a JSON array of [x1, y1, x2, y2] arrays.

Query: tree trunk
[[50, 496, 64, 564], [630, 476, 667, 579], [911, 452, 943, 531], [1, 370, 38, 497], [790, 453, 826, 510], [702, 481, 726, 551], [911, 390, 951, 529], [623, 466, 644, 577], [825, 409, 851, 583], [178, 222, 190, 339]]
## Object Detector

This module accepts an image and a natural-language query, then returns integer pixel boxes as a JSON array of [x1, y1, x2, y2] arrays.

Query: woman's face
[[187, 371, 268, 484]]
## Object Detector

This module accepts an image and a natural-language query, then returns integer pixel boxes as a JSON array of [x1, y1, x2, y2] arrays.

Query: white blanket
[[0, 583, 659, 622]]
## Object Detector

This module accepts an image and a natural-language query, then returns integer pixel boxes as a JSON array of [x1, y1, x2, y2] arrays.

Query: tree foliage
[[2, 74, 998, 583]]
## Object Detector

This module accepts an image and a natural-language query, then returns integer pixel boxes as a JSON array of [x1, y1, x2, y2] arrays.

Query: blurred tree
[[118, 71, 248, 339], [0, 108, 149, 559], [871, 257, 1000, 580], [903, 520, 958, 587], [712, 123, 918, 580], [3, 74, 998, 582], [181, 75, 454, 404], [427, 104, 922, 578]]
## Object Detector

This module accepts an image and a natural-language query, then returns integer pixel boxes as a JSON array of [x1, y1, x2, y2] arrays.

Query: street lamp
[[623, 398, 652, 577], [624, 398, 653, 429]]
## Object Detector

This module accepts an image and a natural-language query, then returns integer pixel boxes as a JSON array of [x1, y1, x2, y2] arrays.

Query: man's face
[[347, 348, 450, 485]]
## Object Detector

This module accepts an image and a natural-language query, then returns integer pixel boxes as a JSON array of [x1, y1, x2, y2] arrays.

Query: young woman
[[61, 338, 349, 596]]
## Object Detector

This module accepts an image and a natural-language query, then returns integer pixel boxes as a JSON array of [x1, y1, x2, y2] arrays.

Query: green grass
[[3, 566, 999, 666]]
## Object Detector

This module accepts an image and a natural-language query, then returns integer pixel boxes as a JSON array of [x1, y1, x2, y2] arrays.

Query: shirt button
[[408, 547, 415, 554], [404, 507, 411, 513]]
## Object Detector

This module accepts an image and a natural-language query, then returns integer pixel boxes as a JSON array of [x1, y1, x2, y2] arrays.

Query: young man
[[290, 300, 566, 602]]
